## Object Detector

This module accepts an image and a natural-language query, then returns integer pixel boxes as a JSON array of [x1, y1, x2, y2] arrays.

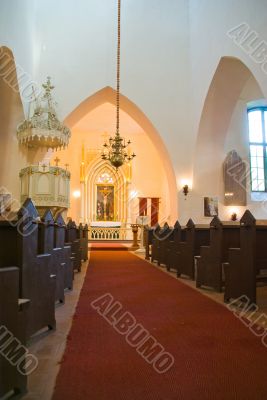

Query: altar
[[89, 221, 126, 240], [90, 221, 121, 228], [79, 143, 131, 226]]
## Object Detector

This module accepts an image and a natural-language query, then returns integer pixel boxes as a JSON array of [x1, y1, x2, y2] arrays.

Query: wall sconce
[[183, 184, 189, 197], [229, 207, 239, 221], [231, 212, 237, 221], [180, 179, 192, 199]]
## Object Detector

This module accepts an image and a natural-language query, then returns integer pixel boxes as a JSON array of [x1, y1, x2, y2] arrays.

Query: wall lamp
[[231, 212, 237, 221], [180, 179, 192, 199], [183, 184, 189, 197], [229, 207, 239, 221]]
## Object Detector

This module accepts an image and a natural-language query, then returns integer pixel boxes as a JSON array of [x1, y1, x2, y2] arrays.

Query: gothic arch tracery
[[81, 156, 129, 223]]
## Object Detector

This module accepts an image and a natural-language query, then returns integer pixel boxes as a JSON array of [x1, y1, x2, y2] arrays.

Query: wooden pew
[[39, 210, 65, 304], [0, 199, 56, 338], [83, 223, 89, 261], [54, 212, 74, 291], [224, 210, 267, 305], [144, 225, 157, 261], [166, 221, 185, 271], [79, 223, 89, 262], [151, 223, 167, 264], [65, 220, 82, 272], [0, 267, 30, 398], [157, 223, 174, 267], [195, 216, 240, 292], [175, 219, 210, 280]]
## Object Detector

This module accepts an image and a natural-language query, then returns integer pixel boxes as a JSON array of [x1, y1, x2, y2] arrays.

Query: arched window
[[248, 107, 267, 192]]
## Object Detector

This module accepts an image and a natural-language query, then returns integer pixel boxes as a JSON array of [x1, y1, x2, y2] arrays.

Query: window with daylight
[[248, 108, 267, 192]]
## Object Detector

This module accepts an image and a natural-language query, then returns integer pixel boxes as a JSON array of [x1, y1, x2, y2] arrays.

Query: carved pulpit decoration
[[223, 150, 247, 206]]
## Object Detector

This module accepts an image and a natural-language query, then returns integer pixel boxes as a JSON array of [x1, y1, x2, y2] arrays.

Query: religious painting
[[96, 185, 115, 221], [223, 150, 247, 206], [204, 197, 218, 217]]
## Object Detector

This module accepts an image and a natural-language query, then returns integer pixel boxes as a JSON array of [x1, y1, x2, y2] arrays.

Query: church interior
[[1, 0, 267, 399]]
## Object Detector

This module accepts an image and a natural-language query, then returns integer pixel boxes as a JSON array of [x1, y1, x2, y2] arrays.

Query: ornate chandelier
[[17, 77, 71, 150], [101, 0, 136, 170]]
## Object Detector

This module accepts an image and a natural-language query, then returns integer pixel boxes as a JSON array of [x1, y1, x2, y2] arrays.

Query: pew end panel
[[52, 248, 66, 304], [195, 218, 240, 292], [176, 223, 209, 281], [176, 242, 194, 279], [196, 245, 223, 291], [150, 224, 161, 263], [144, 226, 154, 261], [223, 211, 267, 305], [63, 245, 74, 291], [158, 224, 173, 267], [166, 223, 185, 272], [26, 254, 56, 338], [224, 247, 256, 305], [65, 221, 82, 273], [0, 267, 28, 398]]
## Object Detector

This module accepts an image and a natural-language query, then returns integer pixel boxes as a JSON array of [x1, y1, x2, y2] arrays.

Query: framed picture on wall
[[204, 197, 218, 217]]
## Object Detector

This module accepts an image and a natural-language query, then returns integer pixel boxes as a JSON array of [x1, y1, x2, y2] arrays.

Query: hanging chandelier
[[17, 77, 71, 150], [101, 0, 136, 170]]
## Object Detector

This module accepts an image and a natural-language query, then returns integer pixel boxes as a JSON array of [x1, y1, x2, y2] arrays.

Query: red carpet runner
[[53, 245, 267, 400], [89, 243, 129, 251]]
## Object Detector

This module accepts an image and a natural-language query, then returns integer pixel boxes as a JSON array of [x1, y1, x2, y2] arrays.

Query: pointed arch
[[64, 86, 177, 222], [84, 156, 128, 222], [193, 56, 264, 195]]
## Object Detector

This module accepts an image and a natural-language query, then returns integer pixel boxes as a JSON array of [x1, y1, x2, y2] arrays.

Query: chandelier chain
[[101, 0, 136, 169], [116, 0, 121, 134]]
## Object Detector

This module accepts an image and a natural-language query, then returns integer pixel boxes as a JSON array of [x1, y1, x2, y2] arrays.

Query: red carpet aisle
[[89, 243, 129, 251], [52, 245, 267, 400]]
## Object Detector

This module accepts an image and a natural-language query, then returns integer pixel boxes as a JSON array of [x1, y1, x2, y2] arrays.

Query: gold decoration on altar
[[97, 172, 114, 184], [79, 144, 132, 185], [79, 144, 129, 223], [17, 77, 71, 150], [125, 162, 132, 183]]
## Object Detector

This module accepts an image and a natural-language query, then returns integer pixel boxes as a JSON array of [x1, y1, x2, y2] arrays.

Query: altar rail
[[88, 226, 132, 240]]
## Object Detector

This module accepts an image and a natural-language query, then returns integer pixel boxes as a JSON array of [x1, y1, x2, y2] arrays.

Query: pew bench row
[[145, 210, 267, 306], [0, 198, 89, 399]]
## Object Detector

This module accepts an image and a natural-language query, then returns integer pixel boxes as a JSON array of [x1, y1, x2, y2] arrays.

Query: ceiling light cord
[[116, 0, 121, 135]]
